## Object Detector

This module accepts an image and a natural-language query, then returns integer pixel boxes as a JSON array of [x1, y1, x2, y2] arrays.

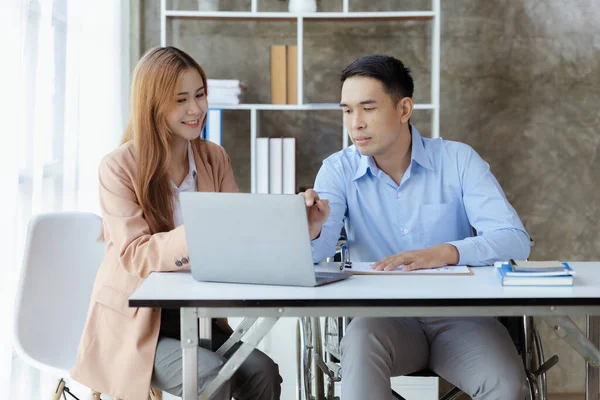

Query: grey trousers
[[340, 317, 527, 400], [151, 335, 282, 400]]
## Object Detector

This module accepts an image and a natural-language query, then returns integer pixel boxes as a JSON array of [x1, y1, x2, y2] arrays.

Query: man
[[301, 55, 531, 400]]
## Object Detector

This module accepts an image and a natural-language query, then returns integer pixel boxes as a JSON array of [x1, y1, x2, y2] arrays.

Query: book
[[209, 88, 242, 97], [207, 79, 241, 88], [282, 138, 296, 194], [509, 259, 567, 273], [256, 138, 270, 194], [504, 263, 575, 277], [496, 262, 574, 286], [269, 45, 287, 105], [286, 45, 298, 105], [208, 95, 241, 105]]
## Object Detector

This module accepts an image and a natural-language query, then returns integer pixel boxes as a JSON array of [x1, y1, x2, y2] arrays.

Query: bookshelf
[[159, 0, 441, 193]]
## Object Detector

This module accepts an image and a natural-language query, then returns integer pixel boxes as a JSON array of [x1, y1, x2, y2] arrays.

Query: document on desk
[[346, 262, 473, 275]]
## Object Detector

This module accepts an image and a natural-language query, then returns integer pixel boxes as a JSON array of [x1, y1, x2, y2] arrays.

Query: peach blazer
[[70, 139, 238, 400]]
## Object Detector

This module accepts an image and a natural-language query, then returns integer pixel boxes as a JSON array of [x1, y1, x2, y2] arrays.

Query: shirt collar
[[410, 125, 434, 171], [353, 150, 378, 181], [352, 124, 433, 181]]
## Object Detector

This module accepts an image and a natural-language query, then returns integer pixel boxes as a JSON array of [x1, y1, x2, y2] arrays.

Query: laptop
[[180, 192, 351, 287]]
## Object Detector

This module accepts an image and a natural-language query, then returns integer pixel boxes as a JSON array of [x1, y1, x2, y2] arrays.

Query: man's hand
[[371, 244, 460, 271], [298, 189, 330, 240]]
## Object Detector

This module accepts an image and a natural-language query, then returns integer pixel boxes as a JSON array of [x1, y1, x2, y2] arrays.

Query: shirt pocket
[[420, 198, 461, 247]]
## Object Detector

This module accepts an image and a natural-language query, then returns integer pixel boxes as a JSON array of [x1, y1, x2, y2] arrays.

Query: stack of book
[[207, 79, 245, 105], [495, 260, 575, 286], [269, 45, 298, 104], [256, 137, 296, 194]]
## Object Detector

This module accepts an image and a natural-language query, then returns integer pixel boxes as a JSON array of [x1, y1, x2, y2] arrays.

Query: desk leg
[[180, 307, 200, 400], [199, 317, 279, 400], [216, 317, 258, 357], [586, 315, 599, 400]]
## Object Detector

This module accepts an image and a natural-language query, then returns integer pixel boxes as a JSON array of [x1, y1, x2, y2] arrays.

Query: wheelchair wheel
[[296, 317, 326, 400], [323, 317, 342, 399], [523, 319, 549, 400], [531, 326, 548, 400], [524, 369, 537, 400], [324, 317, 341, 362]]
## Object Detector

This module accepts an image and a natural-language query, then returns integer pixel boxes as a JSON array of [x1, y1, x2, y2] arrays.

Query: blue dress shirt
[[311, 125, 530, 266]]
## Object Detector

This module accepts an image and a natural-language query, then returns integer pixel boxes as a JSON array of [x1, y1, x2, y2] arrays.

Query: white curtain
[[0, 0, 129, 398]]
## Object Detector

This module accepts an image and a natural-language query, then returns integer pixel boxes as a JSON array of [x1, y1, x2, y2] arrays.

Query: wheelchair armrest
[[331, 237, 348, 263]]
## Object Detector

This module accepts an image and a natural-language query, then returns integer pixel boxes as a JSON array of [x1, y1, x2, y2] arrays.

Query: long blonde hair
[[123, 46, 208, 234]]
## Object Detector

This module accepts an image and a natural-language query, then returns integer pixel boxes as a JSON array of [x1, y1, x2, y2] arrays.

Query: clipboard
[[344, 262, 473, 276]]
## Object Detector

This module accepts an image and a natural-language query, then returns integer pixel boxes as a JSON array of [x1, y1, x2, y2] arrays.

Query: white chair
[[13, 212, 104, 399], [12, 212, 164, 400]]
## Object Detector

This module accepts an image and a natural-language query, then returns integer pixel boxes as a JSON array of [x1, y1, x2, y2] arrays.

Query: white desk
[[130, 262, 600, 399]]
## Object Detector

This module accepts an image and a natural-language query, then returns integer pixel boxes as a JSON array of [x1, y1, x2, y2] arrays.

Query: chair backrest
[[13, 212, 104, 375]]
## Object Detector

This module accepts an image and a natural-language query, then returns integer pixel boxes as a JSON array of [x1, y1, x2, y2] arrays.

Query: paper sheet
[[344, 262, 472, 275]]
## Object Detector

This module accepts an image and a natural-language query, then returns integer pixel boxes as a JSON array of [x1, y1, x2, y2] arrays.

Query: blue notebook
[[496, 262, 574, 286]]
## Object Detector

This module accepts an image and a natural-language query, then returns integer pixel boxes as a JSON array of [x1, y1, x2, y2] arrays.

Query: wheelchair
[[296, 237, 559, 400]]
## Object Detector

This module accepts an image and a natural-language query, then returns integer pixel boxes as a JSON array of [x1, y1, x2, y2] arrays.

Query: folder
[[268, 138, 283, 194], [282, 137, 296, 194], [256, 138, 270, 194]]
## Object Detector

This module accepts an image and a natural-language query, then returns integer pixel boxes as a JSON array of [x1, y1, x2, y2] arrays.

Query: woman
[[70, 46, 281, 400]]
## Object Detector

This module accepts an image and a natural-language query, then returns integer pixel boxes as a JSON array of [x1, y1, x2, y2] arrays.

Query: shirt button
[[181, 257, 189, 264], [397, 192, 403, 198], [402, 229, 409, 235], [175, 260, 183, 267]]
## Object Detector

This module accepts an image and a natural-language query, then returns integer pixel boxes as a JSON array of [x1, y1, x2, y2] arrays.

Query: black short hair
[[341, 55, 414, 104]]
